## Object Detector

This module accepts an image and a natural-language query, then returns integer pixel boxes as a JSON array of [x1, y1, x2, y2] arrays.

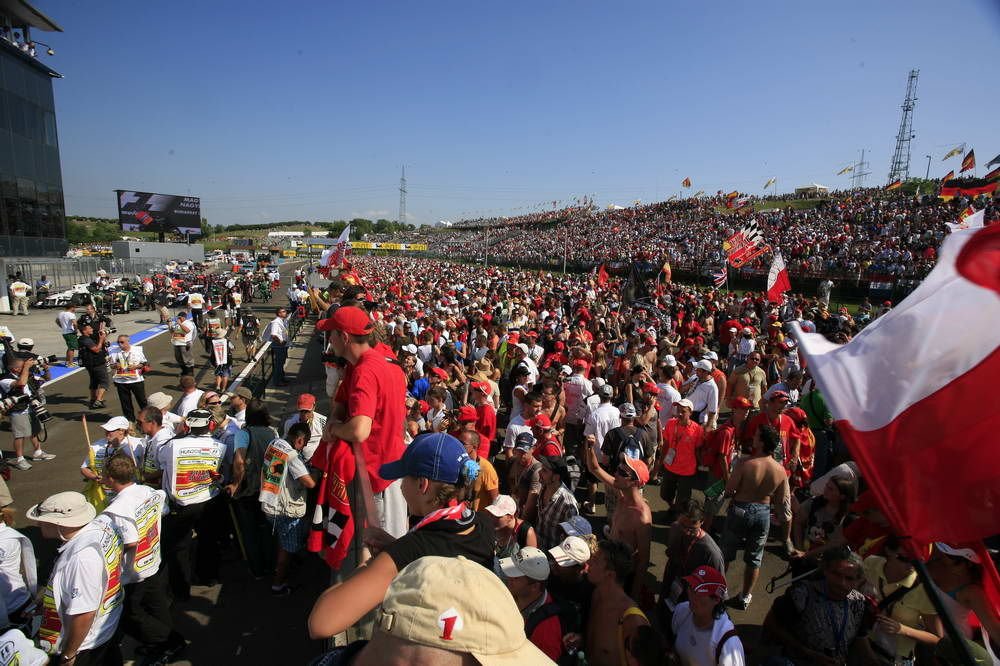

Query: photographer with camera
[[0, 356, 56, 470], [78, 321, 111, 410]]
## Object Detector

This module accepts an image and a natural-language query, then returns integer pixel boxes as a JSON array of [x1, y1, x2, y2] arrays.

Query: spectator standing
[[169, 312, 196, 377], [727, 353, 766, 409], [657, 399, 704, 512], [0, 507, 36, 627], [534, 455, 580, 550], [186, 289, 205, 327], [281, 393, 327, 462], [56, 303, 79, 367], [110, 334, 149, 423], [8, 277, 30, 315], [77, 322, 110, 410], [585, 539, 651, 666], [657, 499, 725, 625], [500, 546, 569, 662], [28, 491, 125, 665], [265, 306, 290, 386], [172, 376, 204, 418]]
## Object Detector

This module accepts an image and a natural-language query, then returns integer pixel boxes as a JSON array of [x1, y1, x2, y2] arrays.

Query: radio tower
[[887, 69, 919, 183], [398, 166, 407, 226], [851, 149, 872, 189]]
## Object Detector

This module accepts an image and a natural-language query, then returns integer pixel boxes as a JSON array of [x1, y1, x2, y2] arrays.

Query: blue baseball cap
[[380, 432, 470, 484]]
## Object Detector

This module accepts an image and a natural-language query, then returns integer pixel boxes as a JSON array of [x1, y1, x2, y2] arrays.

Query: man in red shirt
[[657, 399, 704, 512], [527, 414, 562, 457], [471, 381, 497, 459], [319, 305, 409, 547], [700, 396, 751, 532], [740, 390, 794, 464], [500, 546, 567, 662]]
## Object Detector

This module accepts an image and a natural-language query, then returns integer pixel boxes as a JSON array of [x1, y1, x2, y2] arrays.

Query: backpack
[[610, 427, 644, 470], [563, 454, 582, 493], [242, 315, 260, 337], [235, 426, 278, 499], [524, 599, 580, 666]]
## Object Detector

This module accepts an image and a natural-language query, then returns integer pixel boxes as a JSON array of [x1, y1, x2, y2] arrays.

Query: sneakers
[[90, 400, 106, 409], [11, 457, 32, 471], [32, 451, 56, 461], [725, 593, 752, 611]]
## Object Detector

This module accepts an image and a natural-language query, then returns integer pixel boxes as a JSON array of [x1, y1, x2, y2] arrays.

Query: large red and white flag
[[946, 208, 984, 233], [766, 251, 791, 302], [319, 225, 351, 276], [791, 223, 1000, 546]]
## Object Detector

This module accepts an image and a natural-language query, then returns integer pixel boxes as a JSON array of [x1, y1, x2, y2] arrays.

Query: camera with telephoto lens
[[0, 396, 23, 414], [29, 398, 52, 423]]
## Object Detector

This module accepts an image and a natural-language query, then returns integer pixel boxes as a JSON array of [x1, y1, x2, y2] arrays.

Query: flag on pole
[[682, 177, 692, 188], [319, 225, 351, 276], [837, 165, 854, 175], [712, 265, 728, 288], [984, 166, 1000, 182], [763, 177, 776, 189], [724, 220, 769, 267], [960, 149, 976, 173], [790, 223, 1000, 546], [942, 143, 966, 160], [725, 190, 739, 200], [597, 263, 609, 287], [765, 251, 791, 302], [941, 170, 955, 185], [946, 208, 984, 233], [987, 153, 1000, 168], [940, 178, 1000, 201], [886, 180, 902, 191]]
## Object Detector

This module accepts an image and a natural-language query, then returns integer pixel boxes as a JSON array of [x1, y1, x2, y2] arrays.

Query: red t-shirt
[[741, 412, 794, 456], [534, 436, 563, 458], [475, 403, 497, 459], [700, 423, 736, 479], [661, 419, 704, 476], [337, 348, 407, 493], [526, 592, 565, 662]]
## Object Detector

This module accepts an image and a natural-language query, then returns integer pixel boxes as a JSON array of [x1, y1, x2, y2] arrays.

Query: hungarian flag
[[886, 180, 902, 191], [725, 190, 739, 200], [940, 178, 1000, 201], [961, 149, 976, 173], [682, 177, 692, 188], [940, 169, 955, 184], [765, 251, 791, 302], [790, 223, 1000, 546], [597, 263, 609, 287], [984, 166, 1000, 182]]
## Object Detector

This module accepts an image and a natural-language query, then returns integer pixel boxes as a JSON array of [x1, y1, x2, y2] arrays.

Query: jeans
[[720, 501, 771, 568]]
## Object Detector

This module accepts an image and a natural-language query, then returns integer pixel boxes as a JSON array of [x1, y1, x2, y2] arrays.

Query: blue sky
[[36, 0, 1000, 227]]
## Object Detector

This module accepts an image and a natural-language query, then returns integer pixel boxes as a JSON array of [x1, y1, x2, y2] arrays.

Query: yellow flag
[[837, 165, 854, 175], [942, 143, 965, 160], [763, 177, 776, 189]]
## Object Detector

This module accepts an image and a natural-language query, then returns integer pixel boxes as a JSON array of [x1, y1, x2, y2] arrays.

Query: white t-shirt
[[173, 390, 204, 418], [656, 382, 683, 428], [56, 311, 77, 334], [563, 373, 595, 424], [82, 437, 145, 480], [103, 484, 166, 583], [110, 346, 147, 384], [283, 412, 327, 462], [40, 516, 123, 654], [671, 601, 745, 666], [0, 524, 34, 616], [170, 319, 195, 346], [688, 379, 720, 422], [583, 402, 622, 448], [265, 317, 288, 344], [9, 281, 29, 298]]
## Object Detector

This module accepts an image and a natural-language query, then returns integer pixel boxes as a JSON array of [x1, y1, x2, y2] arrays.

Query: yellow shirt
[[863, 556, 937, 657], [472, 456, 499, 511]]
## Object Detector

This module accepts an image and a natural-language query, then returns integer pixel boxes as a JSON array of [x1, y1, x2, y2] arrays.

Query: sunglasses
[[206, 401, 221, 406], [615, 466, 637, 480]]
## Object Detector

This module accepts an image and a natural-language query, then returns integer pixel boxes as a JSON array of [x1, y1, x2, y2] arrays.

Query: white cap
[[662, 354, 677, 367], [702, 350, 719, 361], [591, 376, 606, 389], [147, 392, 172, 409], [676, 398, 695, 410], [498, 547, 550, 581], [484, 495, 517, 518], [694, 359, 713, 372], [17, 337, 34, 347], [560, 364, 572, 377], [549, 536, 592, 567], [101, 416, 130, 432]]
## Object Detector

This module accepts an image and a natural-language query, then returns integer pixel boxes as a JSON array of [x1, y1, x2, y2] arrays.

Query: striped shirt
[[536, 484, 580, 551]]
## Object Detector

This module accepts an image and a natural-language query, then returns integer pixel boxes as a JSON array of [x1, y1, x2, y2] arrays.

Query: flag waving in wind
[[942, 143, 966, 160], [319, 225, 351, 277], [765, 251, 790, 302], [682, 177, 692, 188], [790, 223, 1000, 546], [712, 265, 728, 288], [961, 149, 976, 173], [837, 165, 854, 175], [946, 208, 984, 233], [763, 177, 776, 189]]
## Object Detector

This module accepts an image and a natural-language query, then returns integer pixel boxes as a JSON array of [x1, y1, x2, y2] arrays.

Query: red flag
[[765, 251, 790, 302], [597, 263, 609, 287], [682, 177, 691, 188], [792, 223, 1000, 546]]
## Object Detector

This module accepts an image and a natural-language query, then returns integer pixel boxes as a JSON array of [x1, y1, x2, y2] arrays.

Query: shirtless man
[[584, 441, 652, 599], [581, 539, 651, 666], [719, 424, 789, 611]]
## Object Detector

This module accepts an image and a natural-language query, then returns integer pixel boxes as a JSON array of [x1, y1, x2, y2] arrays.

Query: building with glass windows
[[0, 0, 66, 256]]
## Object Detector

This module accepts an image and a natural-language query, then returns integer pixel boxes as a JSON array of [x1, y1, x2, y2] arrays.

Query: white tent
[[794, 183, 829, 195]]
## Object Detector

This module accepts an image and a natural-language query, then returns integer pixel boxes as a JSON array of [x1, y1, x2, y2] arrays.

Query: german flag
[[941, 170, 955, 184], [984, 166, 1000, 182], [939, 177, 1000, 201], [682, 177, 691, 188], [886, 180, 902, 191], [960, 149, 976, 173]]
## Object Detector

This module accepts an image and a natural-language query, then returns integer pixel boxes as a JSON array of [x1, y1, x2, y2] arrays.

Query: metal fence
[[1, 257, 165, 291]]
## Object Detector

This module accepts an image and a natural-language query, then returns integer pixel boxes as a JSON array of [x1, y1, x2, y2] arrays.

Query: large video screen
[[116, 190, 202, 236]]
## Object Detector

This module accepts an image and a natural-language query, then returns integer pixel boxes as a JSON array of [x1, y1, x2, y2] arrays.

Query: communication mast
[[851, 149, 871, 190], [887, 69, 919, 183], [398, 166, 407, 226]]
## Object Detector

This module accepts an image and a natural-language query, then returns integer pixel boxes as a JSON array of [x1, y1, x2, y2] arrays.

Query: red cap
[[507, 333, 520, 344], [316, 306, 373, 336], [430, 367, 449, 381], [785, 406, 808, 425], [525, 330, 538, 338], [297, 393, 317, 410], [471, 381, 493, 396], [623, 457, 650, 487], [527, 414, 553, 430], [554, 341, 565, 351], [417, 400, 430, 414], [769, 390, 790, 402], [642, 382, 660, 395], [728, 396, 753, 410], [456, 405, 478, 422], [683, 566, 728, 599], [571, 359, 588, 369]]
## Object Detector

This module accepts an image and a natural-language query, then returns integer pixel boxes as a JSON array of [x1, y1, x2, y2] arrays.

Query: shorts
[[10, 411, 40, 439], [268, 514, 308, 553], [214, 365, 232, 378], [659, 470, 698, 506], [63, 333, 79, 351], [87, 365, 111, 390], [720, 501, 771, 568]]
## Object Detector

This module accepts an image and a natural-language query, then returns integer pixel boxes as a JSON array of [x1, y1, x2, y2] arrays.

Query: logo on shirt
[[437, 608, 463, 640]]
